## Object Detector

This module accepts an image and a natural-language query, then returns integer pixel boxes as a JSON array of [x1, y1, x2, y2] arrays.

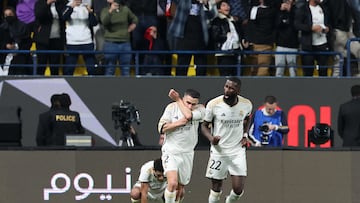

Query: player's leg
[[175, 184, 185, 203], [175, 152, 193, 202], [164, 169, 177, 203], [225, 176, 246, 203], [205, 154, 228, 203], [162, 153, 178, 203], [208, 179, 223, 203], [225, 152, 247, 203]]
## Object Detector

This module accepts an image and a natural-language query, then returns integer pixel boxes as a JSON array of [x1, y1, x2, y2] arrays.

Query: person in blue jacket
[[249, 95, 289, 147]]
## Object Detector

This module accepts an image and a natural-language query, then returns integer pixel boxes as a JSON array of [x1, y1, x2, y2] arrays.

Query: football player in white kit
[[158, 88, 205, 203], [201, 77, 253, 203], [130, 158, 167, 203]]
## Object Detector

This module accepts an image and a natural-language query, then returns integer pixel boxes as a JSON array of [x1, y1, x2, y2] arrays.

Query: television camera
[[259, 122, 271, 145], [112, 100, 140, 147]]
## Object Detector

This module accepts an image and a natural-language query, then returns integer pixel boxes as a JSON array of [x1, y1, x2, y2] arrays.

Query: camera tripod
[[116, 124, 134, 147]]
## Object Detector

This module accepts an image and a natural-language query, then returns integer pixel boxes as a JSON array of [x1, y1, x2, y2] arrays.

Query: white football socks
[[130, 197, 140, 203], [208, 189, 222, 203], [225, 190, 244, 203], [164, 188, 176, 203]]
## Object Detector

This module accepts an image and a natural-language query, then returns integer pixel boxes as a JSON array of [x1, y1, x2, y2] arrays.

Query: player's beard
[[223, 94, 237, 106]]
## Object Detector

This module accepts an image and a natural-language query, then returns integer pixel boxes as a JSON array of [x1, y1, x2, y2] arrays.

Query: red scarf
[[144, 26, 156, 50]]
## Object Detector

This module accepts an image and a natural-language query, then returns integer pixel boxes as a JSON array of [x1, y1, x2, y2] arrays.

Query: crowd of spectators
[[1, 0, 360, 76]]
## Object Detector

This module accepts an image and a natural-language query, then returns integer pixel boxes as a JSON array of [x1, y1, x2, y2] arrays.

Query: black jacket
[[246, 5, 276, 44], [323, 0, 351, 32], [0, 24, 11, 63], [210, 14, 243, 51], [338, 98, 360, 147], [34, 0, 66, 46], [36, 108, 84, 146], [0, 19, 32, 50], [294, 2, 331, 51], [275, 5, 299, 49]]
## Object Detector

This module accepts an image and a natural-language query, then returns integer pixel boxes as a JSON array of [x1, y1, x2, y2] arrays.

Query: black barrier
[[0, 77, 358, 148]]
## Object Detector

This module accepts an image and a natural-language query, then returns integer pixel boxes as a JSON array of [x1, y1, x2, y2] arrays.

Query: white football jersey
[[137, 160, 167, 198], [204, 95, 252, 155], [158, 102, 205, 154]]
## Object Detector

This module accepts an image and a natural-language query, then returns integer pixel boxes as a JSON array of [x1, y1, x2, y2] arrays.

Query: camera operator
[[248, 95, 289, 147]]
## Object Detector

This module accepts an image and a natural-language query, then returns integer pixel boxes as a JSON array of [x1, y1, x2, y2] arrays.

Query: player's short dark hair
[[153, 158, 164, 172], [184, 89, 200, 99], [227, 77, 242, 88], [351, 85, 360, 97], [264, 95, 277, 104]]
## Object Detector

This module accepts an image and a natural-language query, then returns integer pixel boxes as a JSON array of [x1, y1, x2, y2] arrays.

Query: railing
[[0, 49, 344, 76], [346, 37, 360, 77]]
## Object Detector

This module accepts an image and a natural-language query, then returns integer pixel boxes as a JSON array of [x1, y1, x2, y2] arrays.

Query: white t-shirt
[[309, 4, 327, 46], [136, 160, 167, 198], [65, 3, 93, 45], [158, 102, 205, 154], [204, 95, 252, 155]]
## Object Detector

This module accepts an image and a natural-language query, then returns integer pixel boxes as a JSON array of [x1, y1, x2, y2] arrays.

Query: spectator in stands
[[325, 0, 360, 77], [126, 0, 159, 73], [210, 0, 246, 76], [248, 95, 289, 147], [337, 84, 360, 147], [0, 20, 11, 70], [156, 0, 173, 76], [246, 0, 277, 76], [94, 0, 108, 18], [36, 93, 85, 146], [62, 0, 98, 75], [34, 0, 66, 75], [0, 6, 32, 75], [16, 0, 36, 32], [347, 0, 360, 38], [92, 0, 109, 75], [100, 0, 138, 76], [142, 25, 168, 75], [275, 0, 299, 77], [294, 0, 331, 77], [167, 0, 217, 76]]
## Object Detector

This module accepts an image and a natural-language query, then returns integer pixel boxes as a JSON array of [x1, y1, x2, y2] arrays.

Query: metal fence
[[0, 48, 346, 76], [346, 37, 360, 77]]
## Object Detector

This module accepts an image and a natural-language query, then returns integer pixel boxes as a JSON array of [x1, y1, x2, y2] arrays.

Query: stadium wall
[[0, 149, 357, 203], [0, 77, 358, 147]]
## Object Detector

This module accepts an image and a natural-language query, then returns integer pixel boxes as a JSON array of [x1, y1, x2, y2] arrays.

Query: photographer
[[248, 95, 289, 147]]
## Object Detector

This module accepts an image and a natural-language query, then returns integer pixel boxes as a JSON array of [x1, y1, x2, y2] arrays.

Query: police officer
[[36, 93, 84, 146]]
